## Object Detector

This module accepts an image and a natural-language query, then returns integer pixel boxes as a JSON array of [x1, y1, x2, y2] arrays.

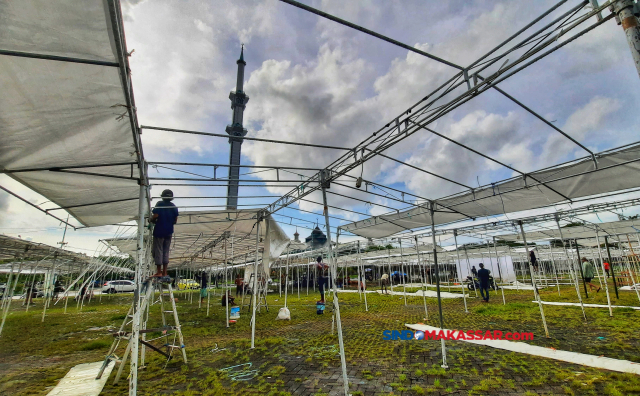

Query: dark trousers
[[318, 276, 327, 301], [480, 284, 490, 301]]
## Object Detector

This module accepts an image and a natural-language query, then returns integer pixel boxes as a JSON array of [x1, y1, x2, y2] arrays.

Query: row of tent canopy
[[339, 144, 640, 238], [100, 218, 640, 276], [2, 0, 640, 269]]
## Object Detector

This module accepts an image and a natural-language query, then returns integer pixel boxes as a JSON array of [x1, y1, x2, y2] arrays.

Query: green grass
[[1, 282, 640, 395], [78, 339, 111, 351]]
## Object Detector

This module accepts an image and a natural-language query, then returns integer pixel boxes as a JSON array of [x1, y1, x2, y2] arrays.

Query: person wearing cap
[[150, 189, 179, 277], [581, 257, 600, 292]]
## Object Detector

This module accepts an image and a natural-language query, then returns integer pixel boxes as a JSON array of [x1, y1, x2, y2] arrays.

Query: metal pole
[[225, 239, 229, 328], [399, 238, 407, 306], [462, 244, 478, 297], [574, 241, 589, 298], [284, 247, 290, 308], [358, 242, 368, 311], [320, 173, 350, 396], [547, 248, 561, 296], [617, 236, 640, 302], [590, 245, 604, 289], [129, 183, 147, 396], [451, 231, 468, 312], [555, 216, 587, 321], [387, 248, 394, 293], [491, 238, 506, 305], [297, 254, 300, 300], [306, 261, 309, 296], [595, 230, 613, 317], [207, 270, 211, 316], [278, 258, 282, 298], [429, 203, 447, 369], [415, 236, 430, 318], [604, 236, 620, 299], [518, 221, 549, 338], [250, 218, 261, 349], [612, 0, 640, 78], [357, 261, 362, 300]]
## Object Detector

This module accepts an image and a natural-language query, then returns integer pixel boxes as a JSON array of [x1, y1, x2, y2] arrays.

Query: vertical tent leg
[[595, 229, 613, 317], [619, 236, 640, 302], [129, 183, 147, 396], [387, 248, 394, 293], [284, 248, 289, 308], [519, 221, 549, 338], [429, 203, 447, 368], [573, 242, 589, 298], [279, 258, 282, 298], [462, 245, 478, 297], [555, 216, 587, 322], [604, 236, 620, 299], [321, 174, 349, 396], [415, 236, 430, 319], [452, 231, 468, 313], [399, 238, 407, 305], [207, 271, 211, 316], [250, 218, 261, 349], [590, 245, 604, 288], [491, 237, 506, 305], [225, 239, 229, 328], [548, 248, 561, 296], [0, 263, 22, 336]]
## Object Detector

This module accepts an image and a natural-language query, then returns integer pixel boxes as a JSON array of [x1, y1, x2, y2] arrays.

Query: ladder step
[[163, 310, 175, 313], [165, 344, 185, 348]]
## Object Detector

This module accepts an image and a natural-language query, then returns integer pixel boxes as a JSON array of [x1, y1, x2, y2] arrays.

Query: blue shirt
[[477, 268, 490, 286], [152, 200, 179, 238]]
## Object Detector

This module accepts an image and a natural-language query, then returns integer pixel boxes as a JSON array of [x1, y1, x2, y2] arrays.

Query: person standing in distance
[[581, 257, 601, 292], [150, 189, 179, 277], [316, 256, 329, 303], [477, 263, 491, 303]]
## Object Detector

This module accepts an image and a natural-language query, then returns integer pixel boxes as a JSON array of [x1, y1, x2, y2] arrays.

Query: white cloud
[[540, 96, 621, 165]]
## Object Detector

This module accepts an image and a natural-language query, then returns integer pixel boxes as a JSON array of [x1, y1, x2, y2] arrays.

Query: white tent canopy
[[340, 144, 640, 238], [106, 210, 289, 269], [497, 219, 640, 243], [0, 0, 142, 227]]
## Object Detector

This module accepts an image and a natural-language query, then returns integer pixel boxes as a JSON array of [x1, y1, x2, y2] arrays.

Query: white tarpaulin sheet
[[340, 144, 640, 238], [106, 210, 289, 268], [405, 323, 640, 374], [0, 0, 141, 227], [497, 219, 640, 242]]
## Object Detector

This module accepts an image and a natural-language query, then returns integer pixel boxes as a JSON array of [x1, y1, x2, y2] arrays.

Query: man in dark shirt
[[477, 263, 491, 302], [316, 256, 329, 303], [150, 189, 179, 277], [530, 250, 538, 271]]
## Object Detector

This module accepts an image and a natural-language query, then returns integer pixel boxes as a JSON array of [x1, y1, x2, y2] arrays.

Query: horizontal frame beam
[[0, 49, 120, 67]]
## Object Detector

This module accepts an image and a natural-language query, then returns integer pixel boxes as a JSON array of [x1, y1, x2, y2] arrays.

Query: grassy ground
[[1, 278, 639, 395]]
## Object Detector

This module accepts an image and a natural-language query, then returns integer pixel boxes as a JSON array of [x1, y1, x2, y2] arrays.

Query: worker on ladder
[[151, 189, 179, 277]]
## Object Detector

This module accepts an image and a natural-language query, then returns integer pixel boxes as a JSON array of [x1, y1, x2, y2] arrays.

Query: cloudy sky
[[2, 0, 639, 253]]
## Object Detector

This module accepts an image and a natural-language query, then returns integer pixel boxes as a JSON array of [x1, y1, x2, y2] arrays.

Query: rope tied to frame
[[110, 104, 136, 121]]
